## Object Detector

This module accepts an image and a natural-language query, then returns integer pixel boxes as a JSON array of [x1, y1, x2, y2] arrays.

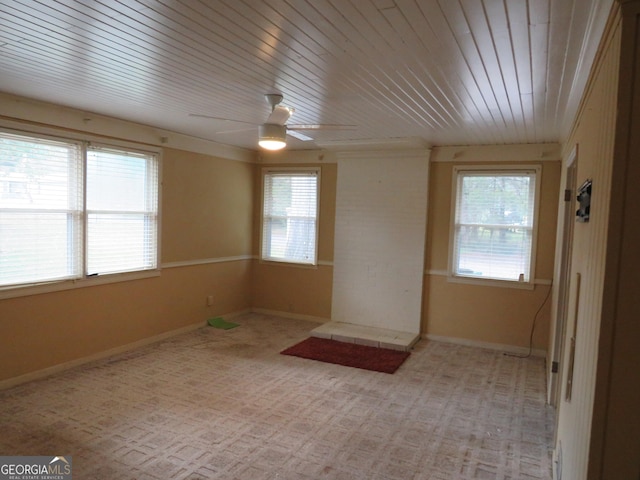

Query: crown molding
[[430, 143, 562, 163], [0, 93, 257, 163]]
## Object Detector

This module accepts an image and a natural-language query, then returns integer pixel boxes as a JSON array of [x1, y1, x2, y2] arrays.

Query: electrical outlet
[[206, 295, 214, 306]]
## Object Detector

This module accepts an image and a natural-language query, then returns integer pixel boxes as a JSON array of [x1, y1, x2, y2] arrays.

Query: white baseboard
[[250, 308, 329, 324], [425, 334, 546, 358], [0, 309, 251, 391]]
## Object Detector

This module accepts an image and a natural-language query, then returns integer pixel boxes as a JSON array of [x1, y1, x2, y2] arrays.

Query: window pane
[[87, 149, 152, 211], [87, 214, 156, 274], [459, 175, 533, 227], [0, 212, 81, 285], [262, 171, 318, 264], [453, 170, 536, 282], [0, 132, 82, 286], [86, 147, 158, 275], [455, 225, 532, 280]]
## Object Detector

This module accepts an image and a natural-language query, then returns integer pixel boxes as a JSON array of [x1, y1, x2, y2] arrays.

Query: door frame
[[549, 145, 578, 408]]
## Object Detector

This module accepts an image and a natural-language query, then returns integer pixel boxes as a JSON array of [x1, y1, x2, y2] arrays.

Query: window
[[450, 166, 540, 285], [86, 146, 158, 275], [0, 129, 159, 289], [261, 168, 319, 265]]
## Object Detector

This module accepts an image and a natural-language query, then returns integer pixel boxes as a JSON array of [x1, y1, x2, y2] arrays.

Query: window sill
[[259, 258, 319, 269], [446, 274, 536, 290], [0, 269, 161, 300]]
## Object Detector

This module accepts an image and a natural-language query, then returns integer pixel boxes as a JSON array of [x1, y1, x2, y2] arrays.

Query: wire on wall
[[506, 282, 553, 358]]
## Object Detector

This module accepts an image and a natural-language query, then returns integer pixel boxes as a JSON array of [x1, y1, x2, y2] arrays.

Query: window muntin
[[451, 166, 540, 284], [0, 129, 159, 289], [261, 169, 319, 265]]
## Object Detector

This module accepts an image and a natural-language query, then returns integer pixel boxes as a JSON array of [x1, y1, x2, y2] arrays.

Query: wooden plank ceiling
[[0, 0, 613, 151]]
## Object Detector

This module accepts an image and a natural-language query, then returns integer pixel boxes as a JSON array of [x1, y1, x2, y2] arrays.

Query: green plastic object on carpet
[[207, 317, 239, 330]]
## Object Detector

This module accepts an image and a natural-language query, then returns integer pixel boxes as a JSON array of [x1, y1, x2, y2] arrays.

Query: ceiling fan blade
[[287, 129, 314, 141], [190, 93, 356, 143], [266, 105, 293, 125], [215, 126, 254, 134], [188, 113, 255, 125], [288, 124, 357, 130]]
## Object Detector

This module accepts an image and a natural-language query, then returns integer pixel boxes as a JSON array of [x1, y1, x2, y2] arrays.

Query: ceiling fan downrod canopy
[[265, 93, 283, 111]]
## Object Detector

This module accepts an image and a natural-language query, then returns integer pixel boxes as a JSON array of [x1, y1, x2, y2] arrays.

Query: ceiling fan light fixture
[[258, 123, 286, 150]]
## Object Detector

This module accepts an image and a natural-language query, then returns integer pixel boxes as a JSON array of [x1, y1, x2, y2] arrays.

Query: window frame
[[260, 167, 320, 267], [85, 142, 160, 276], [0, 127, 162, 299], [448, 164, 541, 289]]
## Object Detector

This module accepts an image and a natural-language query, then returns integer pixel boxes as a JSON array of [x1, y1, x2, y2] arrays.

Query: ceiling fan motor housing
[[259, 123, 287, 150], [259, 123, 286, 140]]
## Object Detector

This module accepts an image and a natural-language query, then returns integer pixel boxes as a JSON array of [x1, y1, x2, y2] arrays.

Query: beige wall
[[423, 155, 561, 351], [0, 144, 254, 385], [162, 148, 254, 262]]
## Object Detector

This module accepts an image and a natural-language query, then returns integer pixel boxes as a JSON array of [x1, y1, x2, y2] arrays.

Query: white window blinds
[[0, 129, 159, 289], [262, 169, 319, 265], [452, 168, 539, 283], [0, 132, 83, 286], [86, 146, 158, 275]]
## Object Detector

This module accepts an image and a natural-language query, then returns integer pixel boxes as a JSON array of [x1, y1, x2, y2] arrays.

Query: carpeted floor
[[0, 313, 554, 479]]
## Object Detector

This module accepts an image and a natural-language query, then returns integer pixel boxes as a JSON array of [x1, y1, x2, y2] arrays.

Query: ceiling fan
[[189, 93, 356, 150]]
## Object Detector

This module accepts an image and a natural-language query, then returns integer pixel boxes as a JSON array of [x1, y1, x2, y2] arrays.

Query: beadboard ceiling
[[0, 0, 613, 151]]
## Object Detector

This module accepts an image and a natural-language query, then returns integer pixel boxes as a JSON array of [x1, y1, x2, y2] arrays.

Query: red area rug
[[281, 337, 410, 374]]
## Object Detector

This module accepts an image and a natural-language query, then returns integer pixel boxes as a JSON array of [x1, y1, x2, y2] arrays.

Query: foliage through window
[[451, 166, 540, 284], [0, 129, 159, 288], [261, 169, 319, 265]]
